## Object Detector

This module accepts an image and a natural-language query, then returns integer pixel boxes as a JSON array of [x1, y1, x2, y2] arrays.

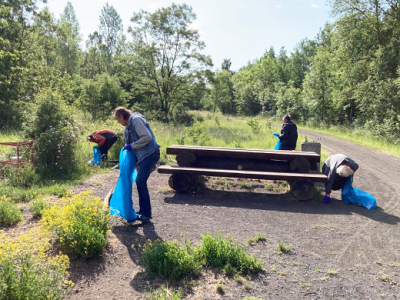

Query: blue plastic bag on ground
[[109, 148, 138, 222], [342, 178, 377, 210], [93, 145, 102, 165]]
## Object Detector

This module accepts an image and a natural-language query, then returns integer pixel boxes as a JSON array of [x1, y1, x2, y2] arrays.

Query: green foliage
[[30, 197, 51, 218], [42, 191, 111, 258], [246, 118, 261, 133], [145, 285, 182, 300], [247, 234, 267, 245], [199, 232, 264, 275], [0, 196, 23, 226], [140, 239, 201, 280], [185, 122, 209, 146], [25, 91, 80, 179], [0, 228, 71, 300], [277, 242, 292, 254]]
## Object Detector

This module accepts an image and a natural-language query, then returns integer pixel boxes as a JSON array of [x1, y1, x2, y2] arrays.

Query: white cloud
[[311, 4, 319, 8], [276, 5, 282, 9]]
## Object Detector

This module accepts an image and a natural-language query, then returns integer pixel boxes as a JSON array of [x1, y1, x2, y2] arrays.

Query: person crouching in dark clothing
[[278, 115, 298, 150], [322, 154, 359, 204], [87, 129, 118, 160]]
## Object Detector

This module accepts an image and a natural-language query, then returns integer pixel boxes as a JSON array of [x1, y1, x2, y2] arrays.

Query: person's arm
[[279, 124, 289, 141], [129, 118, 152, 149], [92, 133, 106, 147]]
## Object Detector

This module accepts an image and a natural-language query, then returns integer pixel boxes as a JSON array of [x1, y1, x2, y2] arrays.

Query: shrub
[[30, 197, 51, 218], [0, 228, 72, 300], [140, 239, 201, 280], [277, 242, 292, 254], [41, 191, 111, 258], [145, 285, 182, 300], [199, 232, 263, 275], [0, 196, 23, 226], [25, 91, 80, 179]]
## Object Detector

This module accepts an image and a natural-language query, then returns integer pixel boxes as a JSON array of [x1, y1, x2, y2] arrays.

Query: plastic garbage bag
[[274, 138, 281, 150], [109, 148, 138, 222], [88, 146, 102, 166], [341, 177, 377, 210]]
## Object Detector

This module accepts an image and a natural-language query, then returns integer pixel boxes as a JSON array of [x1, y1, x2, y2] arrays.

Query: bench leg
[[290, 179, 316, 200], [176, 151, 196, 167], [168, 173, 193, 192], [289, 157, 311, 173]]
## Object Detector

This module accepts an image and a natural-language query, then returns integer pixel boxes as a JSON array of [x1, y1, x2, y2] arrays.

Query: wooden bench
[[158, 145, 328, 200]]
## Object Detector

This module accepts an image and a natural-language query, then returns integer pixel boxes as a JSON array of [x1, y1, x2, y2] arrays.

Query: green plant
[[216, 283, 225, 295], [185, 122, 209, 145], [0, 228, 72, 300], [145, 285, 182, 300], [326, 269, 337, 276], [378, 275, 396, 284], [277, 241, 292, 254], [247, 234, 267, 245], [199, 232, 263, 275], [247, 118, 261, 133], [30, 197, 51, 218], [41, 191, 111, 258], [140, 239, 201, 280], [0, 196, 23, 226]]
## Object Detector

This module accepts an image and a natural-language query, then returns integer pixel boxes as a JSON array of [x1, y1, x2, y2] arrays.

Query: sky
[[39, 0, 333, 71]]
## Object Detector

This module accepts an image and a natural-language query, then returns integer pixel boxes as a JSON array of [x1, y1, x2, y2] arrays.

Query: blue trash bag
[[341, 177, 377, 210], [93, 145, 102, 165], [274, 138, 281, 150], [109, 148, 138, 222]]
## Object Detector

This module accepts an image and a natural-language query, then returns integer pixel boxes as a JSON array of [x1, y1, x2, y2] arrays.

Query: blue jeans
[[136, 150, 160, 217]]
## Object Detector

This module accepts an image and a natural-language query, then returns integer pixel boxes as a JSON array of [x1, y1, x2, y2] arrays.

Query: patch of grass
[[277, 241, 292, 254], [326, 269, 337, 276], [378, 275, 396, 284], [247, 234, 267, 245], [216, 283, 225, 295], [242, 297, 263, 300], [30, 197, 51, 218], [199, 232, 264, 275], [0, 196, 23, 226], [374, 260, 382, 265], [140, 239, 201, 280], [145, 285, 182, 300]]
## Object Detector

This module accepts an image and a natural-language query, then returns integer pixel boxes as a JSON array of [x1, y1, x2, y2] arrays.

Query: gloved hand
[[323, 195, 330, 204], [273, 133, 279, 137], [124, 144, 132, 151]]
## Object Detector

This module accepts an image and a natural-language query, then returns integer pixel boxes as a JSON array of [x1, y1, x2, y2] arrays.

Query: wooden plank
[[167, 145, 320, 163], [158, 165, 327, 182]]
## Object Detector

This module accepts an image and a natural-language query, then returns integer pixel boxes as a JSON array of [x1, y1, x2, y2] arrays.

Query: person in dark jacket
[[322, 154, 359, 204], [278, 115, 298, 150], [87, 129, 118, 160]]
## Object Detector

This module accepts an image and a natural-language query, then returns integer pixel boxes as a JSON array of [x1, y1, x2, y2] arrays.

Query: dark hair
[[113, 106, 132, 120], [283, 114, 291, 122]]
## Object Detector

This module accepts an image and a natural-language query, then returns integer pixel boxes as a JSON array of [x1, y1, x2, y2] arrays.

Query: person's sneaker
[[138, 215, 152, 222]]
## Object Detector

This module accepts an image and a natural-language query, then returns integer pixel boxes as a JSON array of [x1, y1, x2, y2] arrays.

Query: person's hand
[[273, 133, 279, 137], [124, 144, 132, 151], [323, 194, 330, 204]]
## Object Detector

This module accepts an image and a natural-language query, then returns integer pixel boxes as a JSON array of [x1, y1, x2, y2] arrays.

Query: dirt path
[[65, 132, 400, 300]]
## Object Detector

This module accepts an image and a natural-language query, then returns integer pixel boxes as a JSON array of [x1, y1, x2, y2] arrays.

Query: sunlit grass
[[300, 124, 400, 158]]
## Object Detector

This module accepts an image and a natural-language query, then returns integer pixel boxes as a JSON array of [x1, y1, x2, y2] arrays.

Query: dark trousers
[[136, 150, 160, 217], [99, 135, 118, 160]]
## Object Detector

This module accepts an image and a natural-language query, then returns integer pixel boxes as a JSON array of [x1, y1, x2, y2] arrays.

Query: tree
[[128, 3, 212, 122], [99, 3, 124, 72]]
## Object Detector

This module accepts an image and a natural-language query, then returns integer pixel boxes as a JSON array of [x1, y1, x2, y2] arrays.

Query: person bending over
[[87, 129, 118, 160], [322, 154, 359, 204]]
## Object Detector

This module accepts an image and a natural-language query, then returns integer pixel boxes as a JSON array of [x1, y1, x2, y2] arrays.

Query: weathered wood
[[193, 156, 290, 172], [176, 151, 197, 167], [103, 188, 114, 209], [289, 157, 311, 173], [290, 179, 316, 200], [158, 165, 328, 182], [168, 173, 193, 192], [167, 145, 320, 163]]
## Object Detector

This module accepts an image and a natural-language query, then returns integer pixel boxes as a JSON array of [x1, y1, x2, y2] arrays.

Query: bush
[[42, 191, 111, 258], [199, 232, 263, 275], [0, 228, 72, 300], [0, 196, 23, 226], [140, 239, 201, 280], [25, 91, 80, 179], [30, 197, 51, 218]]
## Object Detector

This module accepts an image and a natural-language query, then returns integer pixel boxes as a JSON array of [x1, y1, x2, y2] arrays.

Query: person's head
[[113, 106, 132, 126], [86, 134, 92, 141], [282, 114, 291, 123], [336, 165, 354, 177]]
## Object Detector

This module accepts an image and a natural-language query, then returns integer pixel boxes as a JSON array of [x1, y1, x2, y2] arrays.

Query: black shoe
[[138, 215, 152, 222]]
